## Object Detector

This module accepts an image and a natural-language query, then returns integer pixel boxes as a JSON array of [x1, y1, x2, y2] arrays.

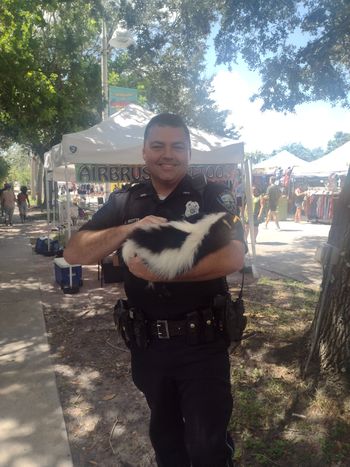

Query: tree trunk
[[30, 153, 37, 202], [308, 170, 350, 381], [36, 159, 44, 207]]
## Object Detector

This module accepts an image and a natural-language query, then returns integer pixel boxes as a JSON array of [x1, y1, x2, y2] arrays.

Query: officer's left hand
[[127, 255, 162, 282]]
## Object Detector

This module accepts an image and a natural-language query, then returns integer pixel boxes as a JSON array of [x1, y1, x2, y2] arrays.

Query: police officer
[[64, 113, 245, 467]]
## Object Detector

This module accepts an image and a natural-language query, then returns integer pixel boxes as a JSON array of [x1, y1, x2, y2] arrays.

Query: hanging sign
[[109, 86, 138, 114]]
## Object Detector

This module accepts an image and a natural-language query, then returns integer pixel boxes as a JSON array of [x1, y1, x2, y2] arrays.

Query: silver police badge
[[218, 192, 237, 214], [185, 201, 200, 217]]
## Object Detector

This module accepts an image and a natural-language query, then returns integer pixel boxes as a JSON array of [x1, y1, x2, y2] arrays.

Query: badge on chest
[[184, 201, 200, 218]]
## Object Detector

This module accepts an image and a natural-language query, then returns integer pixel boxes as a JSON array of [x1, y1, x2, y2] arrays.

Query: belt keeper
[[202, 308, 215, 343], [186, 311, 200, 345]]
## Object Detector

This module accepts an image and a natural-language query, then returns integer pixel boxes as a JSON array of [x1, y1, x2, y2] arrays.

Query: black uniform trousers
[[130, 336, 234, 467]]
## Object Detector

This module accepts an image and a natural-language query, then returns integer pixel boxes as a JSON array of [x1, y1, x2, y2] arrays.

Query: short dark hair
[[144, 113, 191, 152], [269, 176, 276, 184], [252, 186, 261, 196]]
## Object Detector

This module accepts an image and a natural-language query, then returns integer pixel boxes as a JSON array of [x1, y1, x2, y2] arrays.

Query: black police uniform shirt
[[80, 175, 245, 320]]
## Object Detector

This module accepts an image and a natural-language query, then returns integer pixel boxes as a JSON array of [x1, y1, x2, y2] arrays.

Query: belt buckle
[[156, 320, 170, 339]]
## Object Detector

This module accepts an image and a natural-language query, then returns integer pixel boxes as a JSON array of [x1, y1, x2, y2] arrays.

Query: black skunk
[[122, 212, 233, 280]]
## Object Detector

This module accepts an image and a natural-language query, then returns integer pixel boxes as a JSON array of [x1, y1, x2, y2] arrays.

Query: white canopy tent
[[254, 150, 309, 172], [293, 141, 350, 177], [59, 104, 245, 166], [44, 145, 76, 182]]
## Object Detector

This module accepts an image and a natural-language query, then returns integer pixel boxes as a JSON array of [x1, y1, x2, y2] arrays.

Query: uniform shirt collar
[[138, 175, 195, 200]]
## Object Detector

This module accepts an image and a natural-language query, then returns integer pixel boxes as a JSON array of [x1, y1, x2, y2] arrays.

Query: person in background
[[264, 176, 281, 230], [64, 112, 246, 467], [70, 196, 80, 226], [235, 176, 244, 217], [1, 183, 16, 226], [17, 186, 31, 223], [244, 186, 265, 243], [294, 185, 308, 223], [0, 183, 6, 217]]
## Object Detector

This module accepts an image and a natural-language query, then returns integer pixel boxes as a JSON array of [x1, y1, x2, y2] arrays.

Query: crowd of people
[[240, 169, 325, 243], [0, 183, 31, 226], [241, 176, 285, 243]]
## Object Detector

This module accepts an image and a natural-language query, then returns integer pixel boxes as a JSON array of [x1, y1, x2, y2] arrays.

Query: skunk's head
[[122, 212, 233, 280]]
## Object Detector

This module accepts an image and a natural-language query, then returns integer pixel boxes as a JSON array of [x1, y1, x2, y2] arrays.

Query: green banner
[[109, 86, 138, 115]]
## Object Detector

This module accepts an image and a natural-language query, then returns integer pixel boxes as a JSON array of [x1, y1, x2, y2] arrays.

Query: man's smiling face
[[143, 124, 191, 190]]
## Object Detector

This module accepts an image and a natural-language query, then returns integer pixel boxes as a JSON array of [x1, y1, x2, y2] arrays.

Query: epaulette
[[128, 182, 146, 193], [113, 182, 144, 194], [191, 173, 207, 197]]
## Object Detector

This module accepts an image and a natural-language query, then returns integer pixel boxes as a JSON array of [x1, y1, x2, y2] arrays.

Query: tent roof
[[293, 141, 350, 176], [57, 104, 244, 167], [44, 145, 76, 181], [254, 150, 309, 171]]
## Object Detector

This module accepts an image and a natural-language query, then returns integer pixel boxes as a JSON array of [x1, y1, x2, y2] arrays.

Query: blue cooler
[[35, 236, 60, 256], [54, 258, 83, 288]]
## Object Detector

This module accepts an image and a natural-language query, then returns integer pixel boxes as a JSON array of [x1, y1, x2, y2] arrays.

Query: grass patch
[[230, 277, 350, 466]]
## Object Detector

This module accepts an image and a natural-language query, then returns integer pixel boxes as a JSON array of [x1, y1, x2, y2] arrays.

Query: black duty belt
[[149, 319, 188, 339], [148, 310, 219, 340], [114, 299, 225, 348]]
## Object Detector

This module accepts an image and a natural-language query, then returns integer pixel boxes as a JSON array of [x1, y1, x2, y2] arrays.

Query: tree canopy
[[1, 0, 349, 160], [0, 0, 102, 158], [215, 0, 350, 111], [326, 131, 350, 153], [0, 156, 10, 184], [1, 144, 31, 186], [275, 143, 324, 162], [0, 0, 238, 161]]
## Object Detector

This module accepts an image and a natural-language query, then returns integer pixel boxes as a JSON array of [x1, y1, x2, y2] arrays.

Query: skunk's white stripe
[[122, 212, 228, 279]]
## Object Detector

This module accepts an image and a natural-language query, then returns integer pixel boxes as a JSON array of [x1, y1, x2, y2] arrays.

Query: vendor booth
[[252, 151, 310, 220], [293, 141, 350, 178], [254, 150, 309, 173], [291, 142, 350, 223]]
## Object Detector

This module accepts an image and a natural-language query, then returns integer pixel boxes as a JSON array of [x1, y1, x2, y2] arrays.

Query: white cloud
[[212, 69, 350, 154]]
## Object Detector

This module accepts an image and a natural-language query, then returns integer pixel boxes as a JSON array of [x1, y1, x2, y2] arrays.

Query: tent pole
[[244, 159, 256, 259], [64, 162, 73, 288], [45, 168, 51, 252], [52, 178, 56, 228], [64, 163, 71, 240]]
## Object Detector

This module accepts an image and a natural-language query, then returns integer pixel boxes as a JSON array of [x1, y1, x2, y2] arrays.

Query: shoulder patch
[[217, 192, 237, 215]]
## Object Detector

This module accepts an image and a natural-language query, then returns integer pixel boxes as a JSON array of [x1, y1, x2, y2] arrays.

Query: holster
[[226, 297, 247, 342], [186, 309, 216, 345], [113, 299, 133, 347], [133, 308, 150, 349], [213, 294, 247, 345], [113, 300, 150, 349]]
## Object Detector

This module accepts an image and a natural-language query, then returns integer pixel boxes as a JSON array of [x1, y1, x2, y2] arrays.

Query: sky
[[206, 57, 350, 155]]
